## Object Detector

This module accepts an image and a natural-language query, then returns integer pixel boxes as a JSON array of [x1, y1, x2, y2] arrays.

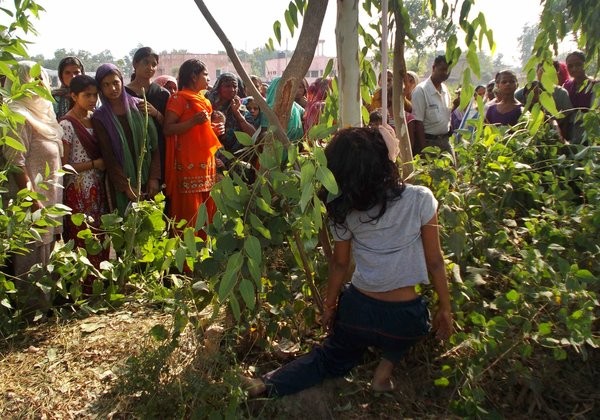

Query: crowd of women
[[1, 46, 596, 314], [1, 47, 336, 312]]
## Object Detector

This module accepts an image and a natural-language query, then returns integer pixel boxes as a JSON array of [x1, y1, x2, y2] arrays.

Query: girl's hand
[[137, 100, 157, 117], [146, 179, 160, 198], [212, 121, 225, 136], [432, 307, 453, 341], [321, 306, 337, 332], [192, 111, 209, 125], [231, 96, 242, 112], [92, 158, 106, 171], [216, 158, 225, 168]]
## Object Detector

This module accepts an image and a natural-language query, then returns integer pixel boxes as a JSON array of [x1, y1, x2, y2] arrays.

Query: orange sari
[[165, 89, 221, 228]]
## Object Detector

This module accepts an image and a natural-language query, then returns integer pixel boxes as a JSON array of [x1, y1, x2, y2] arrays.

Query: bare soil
[[1, 304, 598, 419]]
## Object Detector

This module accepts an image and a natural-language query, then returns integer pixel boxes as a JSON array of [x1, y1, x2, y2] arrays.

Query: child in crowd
[[52, 56, 85, 119], [368, 109, 383, 127], [242, 126, 453, 397], [485, 70, 522, 126], [242, 97, 262, 129], [60, 75, 109, 287]]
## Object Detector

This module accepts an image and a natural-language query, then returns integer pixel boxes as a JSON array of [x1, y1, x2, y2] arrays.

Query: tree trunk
[[193, 0, 289, 146], [392, 4, 414, 179], [336, 0, 361, 127], [276, 0, 330, 132]]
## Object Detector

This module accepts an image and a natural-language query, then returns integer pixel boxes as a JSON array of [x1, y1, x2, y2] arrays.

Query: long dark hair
[[177, 59, 206, 90], [323, 127, 404, 226]]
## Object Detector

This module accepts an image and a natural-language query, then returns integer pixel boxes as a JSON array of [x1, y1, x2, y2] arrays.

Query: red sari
[[165, 89, 221, 228]]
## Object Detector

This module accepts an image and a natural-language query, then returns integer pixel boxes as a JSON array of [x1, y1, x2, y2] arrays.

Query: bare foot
[[239, 375, 267, 397], [372, 359, 395, 392]]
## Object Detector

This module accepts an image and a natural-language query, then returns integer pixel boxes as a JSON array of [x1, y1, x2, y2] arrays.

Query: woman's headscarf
[[93, 63, 158, 213], [265, 77, 304, 141], [153, 75, 177, 89], [205, 73, 247, 153], [304, 77, 331, 133], [7, 61, 64, 155]]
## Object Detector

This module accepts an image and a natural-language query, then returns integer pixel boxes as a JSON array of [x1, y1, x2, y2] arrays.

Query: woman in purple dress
[[485, 70, 522, 126]]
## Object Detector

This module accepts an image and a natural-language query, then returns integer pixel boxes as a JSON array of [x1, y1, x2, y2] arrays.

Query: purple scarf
[[92, 63, 141, 165]]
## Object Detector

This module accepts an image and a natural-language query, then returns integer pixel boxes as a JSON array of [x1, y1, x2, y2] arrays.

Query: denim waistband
[[346, 283, 424, 308]]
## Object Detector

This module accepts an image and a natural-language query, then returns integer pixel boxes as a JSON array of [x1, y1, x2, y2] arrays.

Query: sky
[[21, 0, 548, 67]]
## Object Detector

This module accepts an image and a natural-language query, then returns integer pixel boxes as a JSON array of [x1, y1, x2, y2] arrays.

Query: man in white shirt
[[411, 56, 453, 160]]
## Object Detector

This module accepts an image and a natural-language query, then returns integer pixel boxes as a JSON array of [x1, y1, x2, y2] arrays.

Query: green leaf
[[229, 295, 241, 321], [434, 377, 450, 387], [256, 196, 276, 215], [470, 312, 486, 326], [184, 227, 196, 252], [150, 324, 169, 341], [250, 214, 271, 239], [505, 289, 520, 302], [175, 247, 186, 272], [3, 135, 26, 152], [218, 251, 243, 300], [195, 202, 208, 232], [247, 257, 262, 285], [235, 130, 254, 146], [307, 123, 337, 140], [239, 278, 255, 310], [300, 181, 314, 212], [71, 213, 85, 227], [323, 58, 334, 78], [313, 145, 327, 167], [273, 21, 282, 44], [300, 161, 316, 188], [538, 91, 560, 117], [284, 10, 295, 37], [244, 235, 262, 262], [553, 347, 567, 360], [537, 322, 552, 336], [316, 166, 338, 195]]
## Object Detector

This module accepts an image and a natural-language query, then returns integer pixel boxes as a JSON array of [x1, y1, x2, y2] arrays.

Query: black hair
[[131, 47, 159, 81], [58, 56, 85, 86], [69, 74, 97, 94], [433, 55, 449, 67], [177, 59, 206, 90], [566, 50, 585, 62], [132, 47, 159, 65], [368, 110, 383, 125], [322, 127, 404, 226], [495, 69, 517, 84]]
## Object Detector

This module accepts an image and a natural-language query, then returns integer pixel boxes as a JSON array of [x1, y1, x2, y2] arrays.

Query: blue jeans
[[263, 284, 431, 396]]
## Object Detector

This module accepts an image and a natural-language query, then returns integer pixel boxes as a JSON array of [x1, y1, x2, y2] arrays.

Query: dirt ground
[[1, 304, 598, 419]]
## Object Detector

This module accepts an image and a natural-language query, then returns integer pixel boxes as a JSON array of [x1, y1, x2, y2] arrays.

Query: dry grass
[[1, 303, 598, 419]]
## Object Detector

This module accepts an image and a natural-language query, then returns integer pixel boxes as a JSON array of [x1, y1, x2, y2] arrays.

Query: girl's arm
[[163, 109, 208, 136], [230, 96, 258, 136], [422, 213, 453, 340], [322, 239, 352, 330]]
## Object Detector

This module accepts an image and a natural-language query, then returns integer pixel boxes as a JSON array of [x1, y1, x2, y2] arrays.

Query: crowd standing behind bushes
[[0, 46, 597, 314]]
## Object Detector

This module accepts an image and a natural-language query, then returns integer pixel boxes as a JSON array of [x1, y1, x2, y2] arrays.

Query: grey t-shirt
[[330, 185, 438, 292]]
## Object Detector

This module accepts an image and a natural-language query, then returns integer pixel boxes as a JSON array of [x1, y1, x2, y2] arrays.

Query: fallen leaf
[[80, 323, 105, 333]]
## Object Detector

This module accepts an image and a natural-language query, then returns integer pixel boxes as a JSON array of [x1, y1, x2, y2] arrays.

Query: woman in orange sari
[[163, 59, 224, 229]]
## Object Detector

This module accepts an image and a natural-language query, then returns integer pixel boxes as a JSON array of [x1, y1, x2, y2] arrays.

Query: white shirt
[[411, 78, 452, 135]]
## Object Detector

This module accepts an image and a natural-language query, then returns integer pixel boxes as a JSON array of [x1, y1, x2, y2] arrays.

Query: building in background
[[265, 40, 336, 83], [156, 53, 252, 84]]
